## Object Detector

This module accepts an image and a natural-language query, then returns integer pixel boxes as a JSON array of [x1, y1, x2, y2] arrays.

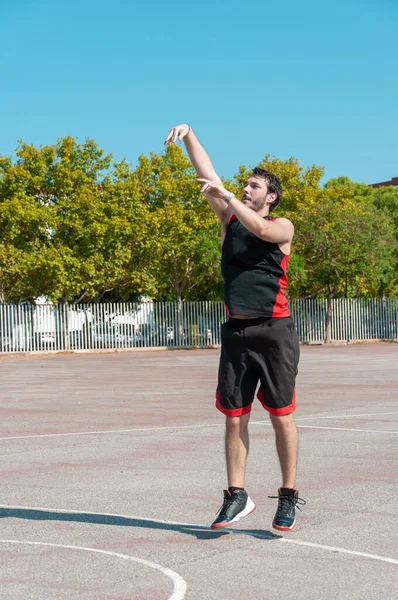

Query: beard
[[242, 195, 267, 213]]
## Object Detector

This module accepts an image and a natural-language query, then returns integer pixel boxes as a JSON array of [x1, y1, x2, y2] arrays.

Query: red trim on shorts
[[257, 388, 296, 416], [216, 390, 252, 417]]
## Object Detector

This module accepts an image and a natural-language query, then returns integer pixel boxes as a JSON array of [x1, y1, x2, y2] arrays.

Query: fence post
[[63, 303, 69, 351], [345, 283, 351, 344]]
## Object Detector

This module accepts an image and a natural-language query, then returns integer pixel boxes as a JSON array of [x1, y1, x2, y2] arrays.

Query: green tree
[[0, 137, 155, 304], [370, 186, 398, 240], [370, 185, 398, 296], [3, 134, 396, 314], [230, 155, 324, 217], [294, 187, 396, 341], [0, 159, 56, 302], [133, 144, 223, 301]]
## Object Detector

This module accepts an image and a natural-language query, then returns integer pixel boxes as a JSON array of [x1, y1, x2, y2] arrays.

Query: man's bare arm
[[198, 178, 294, 246], [164, 124, 229, 222]]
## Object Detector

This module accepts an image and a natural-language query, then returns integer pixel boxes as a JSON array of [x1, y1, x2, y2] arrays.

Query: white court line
[[0, 411, 397, 441], [0, 423, 224, 441], [296, 425, 398, 434], [1, 504, 398, 567], [0, 539, 187, 600], [295, 411, 398, 422], [277, 538, 398, 565]]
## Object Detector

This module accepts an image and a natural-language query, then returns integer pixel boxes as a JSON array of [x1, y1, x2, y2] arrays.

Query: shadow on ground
[[0, 507, 280, 541]]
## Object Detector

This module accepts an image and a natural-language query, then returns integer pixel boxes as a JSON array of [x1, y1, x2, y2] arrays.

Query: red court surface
[[0, 343, 397, 599]]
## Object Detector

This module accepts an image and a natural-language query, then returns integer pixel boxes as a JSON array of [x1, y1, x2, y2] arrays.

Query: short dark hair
[[251, 167, 283, 212]]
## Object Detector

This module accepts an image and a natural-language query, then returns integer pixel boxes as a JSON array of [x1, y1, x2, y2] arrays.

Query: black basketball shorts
[[215, 316, 300, 417]]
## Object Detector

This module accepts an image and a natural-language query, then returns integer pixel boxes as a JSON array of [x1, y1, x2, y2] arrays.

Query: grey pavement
[[0, 344, 397, 599]]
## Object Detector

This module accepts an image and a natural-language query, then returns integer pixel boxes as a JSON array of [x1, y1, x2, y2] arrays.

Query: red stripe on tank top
[[272, 253, 290, 318]]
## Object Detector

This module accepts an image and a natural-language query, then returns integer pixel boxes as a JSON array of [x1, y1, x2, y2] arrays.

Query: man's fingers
[[198, 177, 222, 197], [165, 124, 191, 144], [164, 128, 176, 145], [164, 133, 173, 145], [198, 178, 218, 194]]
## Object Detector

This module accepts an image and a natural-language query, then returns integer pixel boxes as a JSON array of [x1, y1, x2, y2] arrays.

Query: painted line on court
[[0, 412, 397, 441], [0, 539, 187, 600], [295, 411, 398, 421], [277, 538, 398, 564], [0, 423, 226, 441], [295, 425, 398, 434], [2, 504, 398, 567]]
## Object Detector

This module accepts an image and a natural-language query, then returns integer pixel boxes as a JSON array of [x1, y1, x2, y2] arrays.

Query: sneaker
[[211, 489, 256, 530], [269, 487, 306, 531]]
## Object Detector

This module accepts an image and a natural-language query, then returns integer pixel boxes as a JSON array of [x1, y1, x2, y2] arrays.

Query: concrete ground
[[0, 343, 397, 599]]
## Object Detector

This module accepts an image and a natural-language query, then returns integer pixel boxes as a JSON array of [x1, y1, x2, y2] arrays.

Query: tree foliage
[[0, 137, 397, 304], [133, 145, 222, 301], [294, 190, 396, 299]]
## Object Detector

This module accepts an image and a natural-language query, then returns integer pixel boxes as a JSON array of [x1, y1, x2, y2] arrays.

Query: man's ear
[[266, 193, 277, 204]]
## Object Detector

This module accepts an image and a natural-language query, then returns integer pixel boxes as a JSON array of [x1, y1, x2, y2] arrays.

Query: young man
[[164, 124, 304, 531]]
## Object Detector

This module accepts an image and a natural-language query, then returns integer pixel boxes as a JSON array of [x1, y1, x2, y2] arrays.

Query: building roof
[[369, 177, 398, 188]]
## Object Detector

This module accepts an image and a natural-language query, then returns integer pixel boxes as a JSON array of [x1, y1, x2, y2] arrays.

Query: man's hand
[[163, 130, 228, 223], [198, 178, 231, 201], [164, 124, 190, 146]]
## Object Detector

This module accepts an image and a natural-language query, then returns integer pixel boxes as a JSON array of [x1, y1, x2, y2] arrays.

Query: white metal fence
[[290, 298, 398, 344], [0, 298, 397, 353]]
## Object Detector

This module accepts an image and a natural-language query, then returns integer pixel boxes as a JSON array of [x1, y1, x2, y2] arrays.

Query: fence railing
[[0, 298, 397, 353], [290, 298, 398, 344]]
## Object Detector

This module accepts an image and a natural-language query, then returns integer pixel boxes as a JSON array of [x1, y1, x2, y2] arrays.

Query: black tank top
[[221, 215, 290, 318]]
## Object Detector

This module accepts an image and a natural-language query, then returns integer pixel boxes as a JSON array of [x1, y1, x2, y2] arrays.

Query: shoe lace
[[215, 494, 238, 516], [268, 493, 306, 516]]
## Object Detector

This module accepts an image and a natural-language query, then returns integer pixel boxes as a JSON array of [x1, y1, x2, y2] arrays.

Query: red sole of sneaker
[[210, 506, 256, 530], [272, 521, 295, 532], [210, 522, 235, 530]]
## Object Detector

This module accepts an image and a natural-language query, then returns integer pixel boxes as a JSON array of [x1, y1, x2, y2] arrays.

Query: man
[[164, 124, 304, 531]]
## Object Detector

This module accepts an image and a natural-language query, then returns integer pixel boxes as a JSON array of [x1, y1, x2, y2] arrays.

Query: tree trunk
[[325, 290, 337, 343], [62, 292, 69, 351]]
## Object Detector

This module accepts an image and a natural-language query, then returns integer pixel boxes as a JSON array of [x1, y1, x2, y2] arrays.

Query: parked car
[[151, 326, 188, 346], [35, 331, 56, 348], [151, 326, 175, 346], [0, 335, 11, 352], [198, 325, 213, 344], [90, 325, 134, 348]]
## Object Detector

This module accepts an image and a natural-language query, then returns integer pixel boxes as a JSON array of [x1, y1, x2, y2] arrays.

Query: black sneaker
[[269, 487, 306, 531], [211, 489, 256, 530]]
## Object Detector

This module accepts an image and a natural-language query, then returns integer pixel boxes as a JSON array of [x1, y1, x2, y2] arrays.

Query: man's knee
[[269, 412, 296, 431], [226, 413, 250, 432]]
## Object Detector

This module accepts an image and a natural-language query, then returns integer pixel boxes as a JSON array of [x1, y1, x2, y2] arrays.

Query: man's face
[[241, 176, 276, 213]]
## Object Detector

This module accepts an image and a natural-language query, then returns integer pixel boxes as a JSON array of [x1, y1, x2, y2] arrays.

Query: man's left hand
[[198, 178, 231, 200]]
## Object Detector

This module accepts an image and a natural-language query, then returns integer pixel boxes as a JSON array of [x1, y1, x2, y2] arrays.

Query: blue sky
[[1, 0, 397, 184]]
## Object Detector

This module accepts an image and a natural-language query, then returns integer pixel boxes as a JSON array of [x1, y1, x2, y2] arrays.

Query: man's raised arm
[[164, 124, 230, 223]]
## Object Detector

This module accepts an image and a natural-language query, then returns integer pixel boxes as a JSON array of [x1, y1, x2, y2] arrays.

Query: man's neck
[[257, 208, 270, 218]]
